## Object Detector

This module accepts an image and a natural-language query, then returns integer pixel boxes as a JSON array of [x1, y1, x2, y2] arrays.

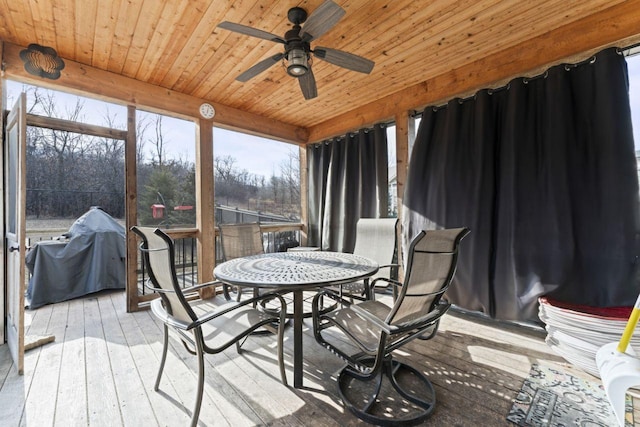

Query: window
[[212, 128, 301, 223], [386, 124, 397, 217], [628, 52, 640, 183], [136, 111, 196, 227], [6, 81, 127, 129], [6, 82, 127, 237]]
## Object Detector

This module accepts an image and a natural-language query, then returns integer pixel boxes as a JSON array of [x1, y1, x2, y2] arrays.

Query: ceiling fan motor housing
[[287, 7, 308, 25]]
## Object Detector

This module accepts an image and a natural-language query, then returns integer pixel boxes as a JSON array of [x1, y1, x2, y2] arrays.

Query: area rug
[[507, 364, 634, 426]]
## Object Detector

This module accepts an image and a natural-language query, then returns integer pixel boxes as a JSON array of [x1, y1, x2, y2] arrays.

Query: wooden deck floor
[[0, 290, 633, 426]]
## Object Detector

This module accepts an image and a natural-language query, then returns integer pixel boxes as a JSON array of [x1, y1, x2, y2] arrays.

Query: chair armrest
[[150, 299, 192, 330], [391, 302, 451, 335], [371, 277, 402, 289], [313, 288, 354, 308], [144, 279, 221, 295], [351, 302, 394, 334], [151, 284, 286, 331], [189, 291, 287, 330], [351, 301, 451, 336], [143, 279, 159, 293], [181, 280, 221, 294]]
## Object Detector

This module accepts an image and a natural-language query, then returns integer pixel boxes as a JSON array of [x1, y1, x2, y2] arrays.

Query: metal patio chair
[[218, 223, 265, 301], [312, 227, 469, 425], [329, 217, 399, 301], [132, 226, 287, 427]]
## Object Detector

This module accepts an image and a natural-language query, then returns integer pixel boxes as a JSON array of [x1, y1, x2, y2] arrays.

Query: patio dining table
[[213, 251, 379, 388]]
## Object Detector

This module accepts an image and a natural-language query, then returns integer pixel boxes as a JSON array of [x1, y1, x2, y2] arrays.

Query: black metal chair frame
[[312, 228, 469, 426], [132, 226, 288, 427], [328, 218, 399, 302]]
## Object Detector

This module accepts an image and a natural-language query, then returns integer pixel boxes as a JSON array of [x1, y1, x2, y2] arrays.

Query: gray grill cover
[[26, 207, 126, 309]]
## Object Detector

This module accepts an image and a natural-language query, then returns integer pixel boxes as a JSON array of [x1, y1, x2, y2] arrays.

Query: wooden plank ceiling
[[0, 0, 638, 142]]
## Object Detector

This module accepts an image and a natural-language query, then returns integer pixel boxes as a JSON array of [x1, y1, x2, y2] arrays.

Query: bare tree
[[22, 86, 127, 217], [152, 115, 166, 166], [279, 148, 300, 204], [215, 155, 236, 181], [135, 115, 152, 166]]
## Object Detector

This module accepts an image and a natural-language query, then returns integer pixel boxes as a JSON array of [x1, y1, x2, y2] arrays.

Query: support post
[[196, 119, 216, 299], [394, 111, 411, 282], [299, 145, 308, 245], [125, 105, 139, 312]]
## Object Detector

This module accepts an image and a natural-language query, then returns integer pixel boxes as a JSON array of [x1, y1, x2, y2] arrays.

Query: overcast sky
[[213, 128, 298, 178]]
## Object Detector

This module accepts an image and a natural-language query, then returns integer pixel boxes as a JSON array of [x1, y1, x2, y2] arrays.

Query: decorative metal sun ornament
[[19, 44, 65, 80]]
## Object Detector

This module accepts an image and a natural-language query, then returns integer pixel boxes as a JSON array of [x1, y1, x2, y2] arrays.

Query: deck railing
[[25, 222, 303, 298], [136, 223, 303, 295]]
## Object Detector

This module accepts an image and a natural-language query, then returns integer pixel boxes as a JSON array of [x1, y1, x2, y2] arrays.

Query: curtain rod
[[418, 45, 629, 114], [315, 120, 393, 145]]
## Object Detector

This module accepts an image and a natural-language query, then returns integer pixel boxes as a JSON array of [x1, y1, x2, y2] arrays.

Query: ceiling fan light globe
[[286, 49, 308, 76], [287, 64, 308, 76]]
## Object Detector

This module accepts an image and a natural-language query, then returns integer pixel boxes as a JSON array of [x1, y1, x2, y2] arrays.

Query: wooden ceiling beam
[[307, 0, 640, 143], [1, 42, 308, 144]]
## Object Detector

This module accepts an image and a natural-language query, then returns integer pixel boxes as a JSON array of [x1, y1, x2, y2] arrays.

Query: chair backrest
[[387, 228, 469, 327], [131, 226, 196, 323], [352, 218, 398, 280], [218, 223, 264, 261]]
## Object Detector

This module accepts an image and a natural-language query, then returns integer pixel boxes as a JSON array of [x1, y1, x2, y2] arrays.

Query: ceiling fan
[[217, 0, 374, 100]]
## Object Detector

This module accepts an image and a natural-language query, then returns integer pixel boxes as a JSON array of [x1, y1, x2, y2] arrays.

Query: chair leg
[[235, 339, 245, 354], [277, 315, 288, 386], [222, 284, 232, 301], [222, 284, 243, 302], [190, 336, 206, 427], [155, 324, 169, 391]]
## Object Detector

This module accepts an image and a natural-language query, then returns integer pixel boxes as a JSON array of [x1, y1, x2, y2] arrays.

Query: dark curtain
[[308, 125, 388, 252], [404, 48, 640, 322]]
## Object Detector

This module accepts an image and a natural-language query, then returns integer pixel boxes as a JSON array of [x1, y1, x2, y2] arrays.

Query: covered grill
[[26, 207, 126, 309]]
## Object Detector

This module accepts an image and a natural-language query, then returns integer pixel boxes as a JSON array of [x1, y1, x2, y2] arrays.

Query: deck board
[[54, 297, 88, 426], [0, 290, 636, 426], [6, 310, 39, 426], [136, 303, 261, 426], [21, 303, 57, 427], [98, 292, 157, 426], [84, 296, 128, 426]]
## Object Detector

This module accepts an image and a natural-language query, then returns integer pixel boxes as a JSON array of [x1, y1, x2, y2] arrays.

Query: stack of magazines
[[538, 297, 638, 377]]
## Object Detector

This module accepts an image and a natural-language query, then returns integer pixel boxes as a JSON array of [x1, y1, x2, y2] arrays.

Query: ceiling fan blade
[[217, 21, 285, 44], [236, 53, 284, 82], [300, 0, 345, 42], [313, 47, 374, 74], [298, 69, 318, 100]]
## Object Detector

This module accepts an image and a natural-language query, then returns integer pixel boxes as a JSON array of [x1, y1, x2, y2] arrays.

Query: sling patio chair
[[218, 222, 291, 327], [312, 227, 469, 425], [328, 217, 399, 302], [132, 226, 287, 427], [218, 222, 265, 301], [219, 222, 307, 324]]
